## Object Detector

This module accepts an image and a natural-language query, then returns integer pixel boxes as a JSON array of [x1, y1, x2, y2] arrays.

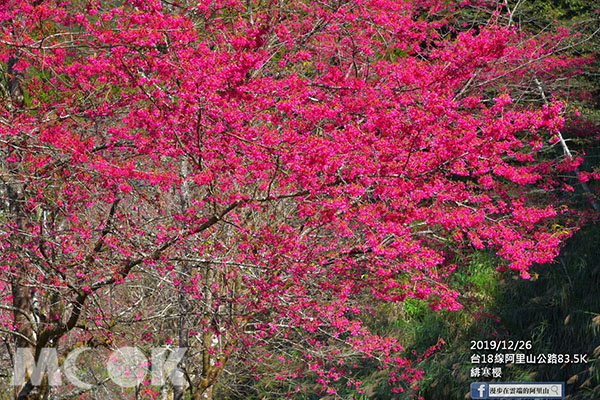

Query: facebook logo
[[471, 382, 488, 399]]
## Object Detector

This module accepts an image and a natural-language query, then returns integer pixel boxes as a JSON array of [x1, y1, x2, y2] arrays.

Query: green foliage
[[493, 223, 600, 399], [412, 223, 600, 399], [324, 223, 600, 400]]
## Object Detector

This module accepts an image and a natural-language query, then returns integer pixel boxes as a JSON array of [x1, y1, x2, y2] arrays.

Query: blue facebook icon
[[471, 382, 488, 399]]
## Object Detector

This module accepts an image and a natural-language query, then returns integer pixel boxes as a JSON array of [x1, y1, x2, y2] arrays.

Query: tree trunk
[[190, 385, 212, 400]]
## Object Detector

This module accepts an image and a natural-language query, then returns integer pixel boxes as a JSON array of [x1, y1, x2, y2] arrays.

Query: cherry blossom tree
[[0, 0, 594, 398]]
